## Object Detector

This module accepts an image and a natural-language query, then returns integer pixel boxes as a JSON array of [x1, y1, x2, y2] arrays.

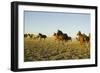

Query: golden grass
[[24, 37, 90, 62]]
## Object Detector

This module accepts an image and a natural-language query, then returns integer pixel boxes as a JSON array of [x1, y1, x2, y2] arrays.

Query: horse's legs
[[71, 39, 72, 42], [39, 38, 41, 41], [62, 40, 65, 45], [86, 41, 90, 47], [44, 38, 45, 40]]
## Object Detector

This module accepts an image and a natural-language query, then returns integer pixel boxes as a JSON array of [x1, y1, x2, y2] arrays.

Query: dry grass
[[24, 37, 90, 62]]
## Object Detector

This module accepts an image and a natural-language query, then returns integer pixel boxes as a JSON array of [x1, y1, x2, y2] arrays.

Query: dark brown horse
[[29, 34, 34, 38], [24, 34, 28, 38], [67, 36, 72, 41], [53, 33, 67, 41], [24, 33, 34, 38], [38, 33, 47, 40], [53, 30, 72, 42]]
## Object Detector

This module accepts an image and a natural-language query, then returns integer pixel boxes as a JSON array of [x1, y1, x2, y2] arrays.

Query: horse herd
[[24, 30, 90, 45], [24, 33, 47, 40]]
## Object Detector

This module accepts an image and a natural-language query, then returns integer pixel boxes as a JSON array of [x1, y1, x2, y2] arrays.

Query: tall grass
[[24, 37, 90, 62]]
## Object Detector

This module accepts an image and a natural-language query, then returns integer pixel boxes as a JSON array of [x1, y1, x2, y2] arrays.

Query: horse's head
[[77, 31, 82, 36], [57, 30, 63, 36], [53, 32, 56, 36], [57, 29, 61, 32], [39, 33, 42, 36]]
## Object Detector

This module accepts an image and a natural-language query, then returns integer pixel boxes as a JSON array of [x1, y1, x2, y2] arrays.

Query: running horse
[[38, 33, 47, 40], [53, 30, 72, 42], [76, 31, 90, 45]]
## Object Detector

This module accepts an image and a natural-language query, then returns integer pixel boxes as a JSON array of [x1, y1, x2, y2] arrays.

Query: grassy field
[[24, 37, 90, 62]]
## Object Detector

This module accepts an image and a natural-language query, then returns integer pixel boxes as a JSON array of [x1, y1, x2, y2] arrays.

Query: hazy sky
[[24, 11, 90, 37]]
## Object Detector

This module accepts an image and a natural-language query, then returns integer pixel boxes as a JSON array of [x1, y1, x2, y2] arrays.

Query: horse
[[38, 33, 47, 40], [53, 30, 72, 42], [33, 35, 40, 39], [29, 34, 34, 38], [57, 30, 63, 36], [53, 32, 66, 41], [24, 34, 28, 38], [76, 31, 90, 45], [67, 36, 72, 41]]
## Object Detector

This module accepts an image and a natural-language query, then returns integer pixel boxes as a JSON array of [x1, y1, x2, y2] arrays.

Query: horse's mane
[[77, 31, 82, 36], [63, 33, 68, 38], [39, 33, 42, 36], [57, 30, 63, 36]]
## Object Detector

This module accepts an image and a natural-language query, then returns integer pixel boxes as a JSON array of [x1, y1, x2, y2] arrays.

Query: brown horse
[[24, 34, 28, 38], [53, 30, 72, 42], [38, 33, 47, 40], [24, 33, 34, 38], [67, 36, 72, 41], [76, 31, 90, 45], [53, 32, 67, 41]]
